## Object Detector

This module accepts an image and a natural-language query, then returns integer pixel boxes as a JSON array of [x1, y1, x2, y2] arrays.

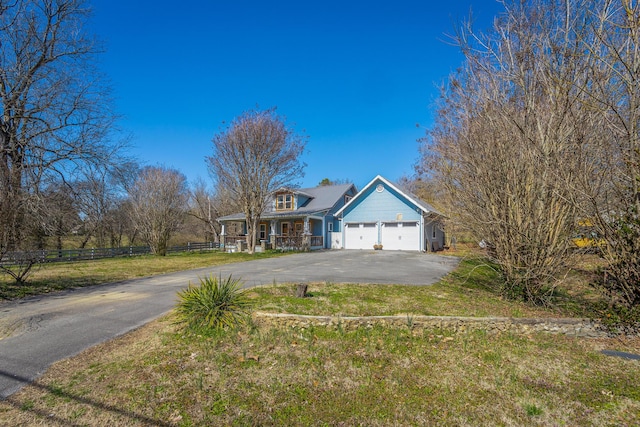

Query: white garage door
[[381, 222, 420, 251], [344, 222, 378, 249]]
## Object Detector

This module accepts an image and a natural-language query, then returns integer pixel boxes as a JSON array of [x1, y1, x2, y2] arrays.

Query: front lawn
[[1, 255, 638, 426]]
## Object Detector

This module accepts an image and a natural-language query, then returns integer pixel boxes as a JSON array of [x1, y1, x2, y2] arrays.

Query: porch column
[[270, 220, 277, 248], [302, 217, 311, 251], [221, 224, 226, 248]]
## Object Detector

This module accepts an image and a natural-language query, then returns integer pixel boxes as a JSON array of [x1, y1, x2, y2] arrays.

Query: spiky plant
[[175, 275, 251, 332]]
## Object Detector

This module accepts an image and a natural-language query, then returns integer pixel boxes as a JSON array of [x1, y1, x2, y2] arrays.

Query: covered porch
[[221, 215, 325, 252]]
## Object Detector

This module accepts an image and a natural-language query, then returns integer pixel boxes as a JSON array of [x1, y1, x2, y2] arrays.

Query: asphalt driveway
[[0, 250, 458, 398]]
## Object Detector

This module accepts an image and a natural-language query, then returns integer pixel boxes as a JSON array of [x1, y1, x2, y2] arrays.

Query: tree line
[[0, 0, 308, 283], [419, 0, 640, 318], [0, 0, 228, 282]]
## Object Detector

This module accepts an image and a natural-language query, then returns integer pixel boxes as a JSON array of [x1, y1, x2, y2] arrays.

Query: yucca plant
[[175, 274, 252, 332]]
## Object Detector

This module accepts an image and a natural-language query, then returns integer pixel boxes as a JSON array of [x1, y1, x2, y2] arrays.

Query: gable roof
[[218, 182, 356, 221], [335, 175, 442, 217]]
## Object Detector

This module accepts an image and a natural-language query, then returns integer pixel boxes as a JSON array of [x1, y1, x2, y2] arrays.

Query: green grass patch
[[248, 257, 592, 319]]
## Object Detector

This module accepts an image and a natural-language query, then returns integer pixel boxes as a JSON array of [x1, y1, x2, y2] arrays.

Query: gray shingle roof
[[217, 183, 355, 221], [292, 183, 353, 213]]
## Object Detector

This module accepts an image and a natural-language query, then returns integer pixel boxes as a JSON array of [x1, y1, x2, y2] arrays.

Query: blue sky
[[90, 1, 503, 190]]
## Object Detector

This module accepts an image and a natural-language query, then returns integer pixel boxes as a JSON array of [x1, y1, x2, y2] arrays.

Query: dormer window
[[276, 193, 293, 210]]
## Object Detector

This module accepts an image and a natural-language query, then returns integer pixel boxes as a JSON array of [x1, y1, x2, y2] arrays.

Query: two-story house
[[218, 175, 445, 252], [218, 183, 357, 250]]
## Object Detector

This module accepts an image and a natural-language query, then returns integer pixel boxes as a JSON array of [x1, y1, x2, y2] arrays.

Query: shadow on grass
[[445, 256, 502, 293], [448, 256, 609, 319], [0, 276, 105, 301], [0, 369, 173, 427]]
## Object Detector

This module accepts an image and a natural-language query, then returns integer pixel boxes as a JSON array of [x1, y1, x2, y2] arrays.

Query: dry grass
[[0, 250, 286, 300], [0, 253, 637, 426], [1, 315, 638, 426]]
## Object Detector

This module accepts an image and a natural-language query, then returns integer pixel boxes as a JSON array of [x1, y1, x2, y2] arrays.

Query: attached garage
[[336, 175, 445, 252], [344, 222, 378, 250], [381, 222, 420, 251]]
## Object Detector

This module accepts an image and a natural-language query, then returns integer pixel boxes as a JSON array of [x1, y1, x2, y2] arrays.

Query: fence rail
[[0, 242, 220, 266]]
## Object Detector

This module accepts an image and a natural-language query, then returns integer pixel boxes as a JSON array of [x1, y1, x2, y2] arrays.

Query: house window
[[294, 222, 304, 236], [228, 222, 242, 236], [432, 227, 437, 239], [328, 222, 333, 232], [344, 194, 352, 204], [276, 193, 293, 210], [281, 222, 290, 236], [259, 223, 267, 240]]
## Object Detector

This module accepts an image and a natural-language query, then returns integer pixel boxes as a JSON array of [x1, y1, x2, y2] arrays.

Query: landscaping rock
[[252, 312, 608, 338]]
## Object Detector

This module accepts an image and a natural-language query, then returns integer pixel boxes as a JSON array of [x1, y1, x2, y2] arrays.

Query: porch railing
[[224, 235, 324, 250], [275, 235, 303, 249], [275, 235, 323, 250], [223, 235, 245, 246]]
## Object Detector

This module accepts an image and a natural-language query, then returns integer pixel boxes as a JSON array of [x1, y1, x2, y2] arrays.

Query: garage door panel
[[381, 222, 419, 251], [344, 223, 378, 250]]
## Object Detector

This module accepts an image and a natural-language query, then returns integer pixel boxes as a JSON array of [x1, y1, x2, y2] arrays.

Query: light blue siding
[[323, 186, 356, 247], [311, 220, 323, 236], [342, 181, 421, 223]]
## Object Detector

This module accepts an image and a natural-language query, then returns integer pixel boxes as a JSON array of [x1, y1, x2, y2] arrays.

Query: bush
[[594, 206, 640, 309], [175, 275, 252, 332]]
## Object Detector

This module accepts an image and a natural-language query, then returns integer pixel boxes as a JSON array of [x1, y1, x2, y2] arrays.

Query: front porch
[[220, 215, 327, 252], [222, 234, 324, 252]]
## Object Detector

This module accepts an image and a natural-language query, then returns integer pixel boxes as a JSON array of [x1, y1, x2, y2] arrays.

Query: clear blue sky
[[89, 1, 503, 190]]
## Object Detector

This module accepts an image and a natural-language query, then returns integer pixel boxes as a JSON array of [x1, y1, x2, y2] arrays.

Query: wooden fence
[[0, 242, 220, 266]]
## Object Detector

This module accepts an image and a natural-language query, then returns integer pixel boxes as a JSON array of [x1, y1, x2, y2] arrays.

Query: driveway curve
[[0, 250, 458, 398]]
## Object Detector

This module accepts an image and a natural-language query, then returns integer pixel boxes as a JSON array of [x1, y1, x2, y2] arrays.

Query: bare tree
[[188, 179, 239, 243], [74, 162, 137, 248], [0, 0, 123, 259], [127, 166, 189, 256], [575, 0, 640, 310], [207, 108, 307, 254], [422, 0, 599, 303], [36, 182, 80, 251]]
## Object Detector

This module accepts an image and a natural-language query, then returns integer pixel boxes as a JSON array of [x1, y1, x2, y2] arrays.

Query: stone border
[[252, 312, 607, 338]]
